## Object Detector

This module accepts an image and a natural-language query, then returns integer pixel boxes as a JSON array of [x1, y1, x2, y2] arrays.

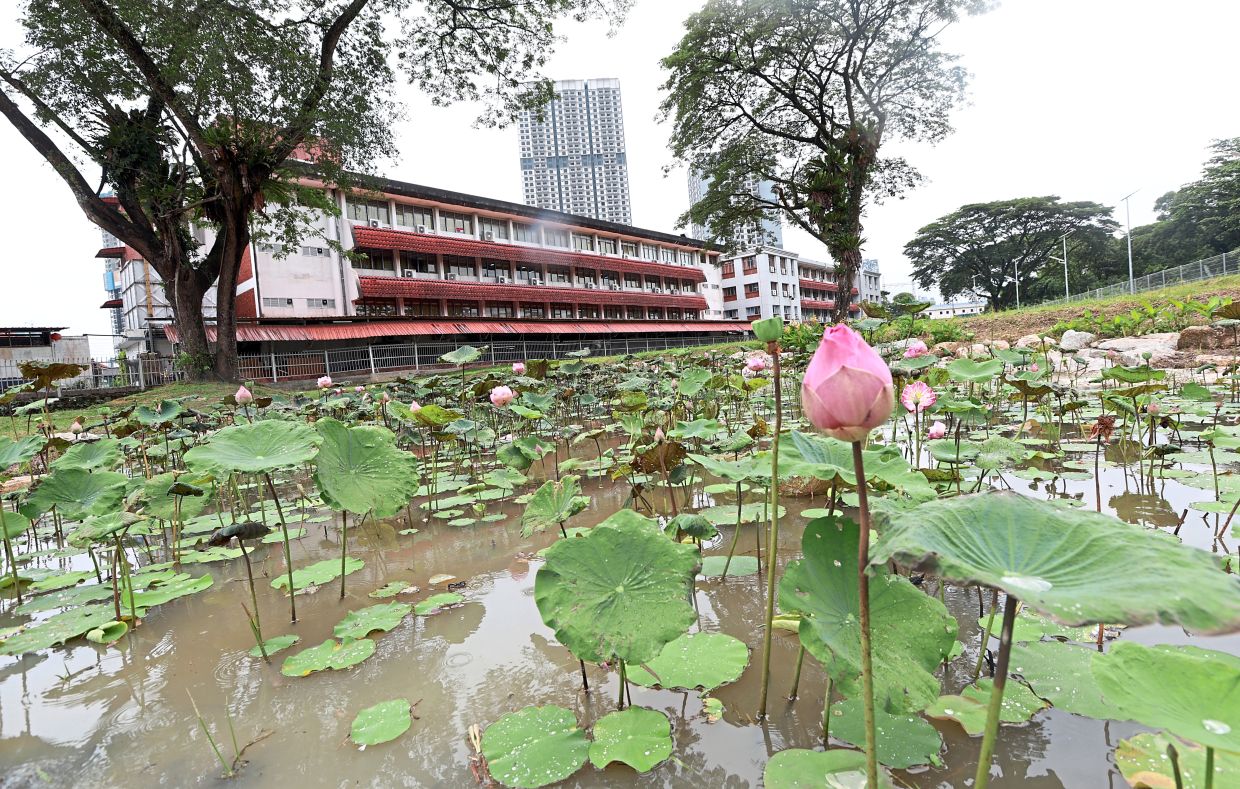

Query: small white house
[[922, 301, 987, 320]]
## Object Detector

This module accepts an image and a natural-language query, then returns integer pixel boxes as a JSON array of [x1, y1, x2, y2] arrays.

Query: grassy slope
[[960, 274, 1240, 342]]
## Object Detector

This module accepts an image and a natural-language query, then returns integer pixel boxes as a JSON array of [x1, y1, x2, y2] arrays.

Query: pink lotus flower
[[355, 386, 365, 393], [513, 362, 526, 375], [654, 427, 665, 442], [1030, 363, 1040, 373], [69, 419, 83, 435], [1147, 403, 1160, 415], [490, 385, 515, 407], [801, 324, 894, 442], [333, 388, 343, 396], [235, 385, 253, 405], [409, 400, 422, 412], [903, 340, 929, 359], [381, 391, 392, 403], [927, 421, 947, 440], [317, 375, 332, 389], [900, 381, 937, 413], [745, 356, 767, 372]]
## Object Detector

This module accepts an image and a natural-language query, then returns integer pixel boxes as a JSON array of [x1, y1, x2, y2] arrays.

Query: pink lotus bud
[[903, 340, 929, 359], [1030, 363, 1040, 373], [800, 324, 894, 442], [927, 421, 947, 440], [654, 427, 665, 442], [900, 381, 938, 413], [745, 356, 767, 372], [490, 385, 515, 407], [409, 400, 422, 412], [513, 362, 526, 375], [381, 391, 392, 403], [69, 419, 83, 435], [1147, 403, 1160, 415], [355, 386, 365, 393], [334, 388, 343, 396], [234, 385, 253, 405], [317, 375, 332, 389]]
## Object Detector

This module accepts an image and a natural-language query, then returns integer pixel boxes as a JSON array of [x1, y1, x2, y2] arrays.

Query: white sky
[[3, 0, 1239, 355]]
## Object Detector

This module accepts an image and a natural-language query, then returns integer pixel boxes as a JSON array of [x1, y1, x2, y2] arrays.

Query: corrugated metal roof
[[95, 246, 125, 258], [799, 278, 839, 292], [166, 319, 750, 343], [357, 276, 708, 310], [100, 298, 123, 309]]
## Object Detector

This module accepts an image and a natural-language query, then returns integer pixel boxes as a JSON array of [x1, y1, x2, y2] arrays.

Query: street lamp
[[1054, 229, 1075, 299], [1120, 190, 1138, 293]]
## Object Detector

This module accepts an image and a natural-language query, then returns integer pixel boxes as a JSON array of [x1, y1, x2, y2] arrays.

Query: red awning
[[357, 276, 708, 310], [166, 319, 750, 344], [100, 298, 122, 308], [802, 299, 837, 310], [351, 226, 707, 283], [799, 278, 839, 292], [96, 246, 125, 258]]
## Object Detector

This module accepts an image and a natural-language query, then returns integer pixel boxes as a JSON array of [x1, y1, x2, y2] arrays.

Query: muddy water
[[3, 446, 1240, 788]]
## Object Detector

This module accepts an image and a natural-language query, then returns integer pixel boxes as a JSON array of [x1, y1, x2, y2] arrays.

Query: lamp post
[[1056, 229, 1075, 299], [1121, 190, 1138, 293]]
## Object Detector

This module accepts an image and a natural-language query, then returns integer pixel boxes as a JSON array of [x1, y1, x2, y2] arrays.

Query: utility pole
[[1014, 259, 1021, 309], [1057, 229, 1075, 298], [1121, 190, 1138, 293]]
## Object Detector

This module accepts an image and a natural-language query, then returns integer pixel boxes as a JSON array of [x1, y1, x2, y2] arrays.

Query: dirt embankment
[[960, 278, 1240, 343]]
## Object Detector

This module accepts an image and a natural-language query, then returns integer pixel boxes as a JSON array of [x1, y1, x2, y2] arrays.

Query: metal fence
[[1039, 249, 1239, 307], [0, 355, 181, 394], [236, 332, 745, 383]]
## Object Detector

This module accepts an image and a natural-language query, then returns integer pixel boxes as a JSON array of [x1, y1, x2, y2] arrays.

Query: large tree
[[1, 0, 622, 379], [660, 0, 987, 321], [906, 196, 1119, 309]]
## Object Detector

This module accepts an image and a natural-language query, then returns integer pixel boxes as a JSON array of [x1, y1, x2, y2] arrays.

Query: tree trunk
[[830, 247, 862, 323], [211, 212, 250, 381], [170, 265, 214, 381]]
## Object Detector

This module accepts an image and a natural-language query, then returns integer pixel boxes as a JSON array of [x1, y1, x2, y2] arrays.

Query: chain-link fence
[[0, 355, 181, 394], [1039, 249, 1239, 307]]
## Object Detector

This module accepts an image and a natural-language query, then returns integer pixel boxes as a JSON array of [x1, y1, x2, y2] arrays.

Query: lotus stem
[[617, 659, 626, 710], [1206, 746, 1214, 789], [340, 511, 350, 600], [822, 675, 832, 747], [263, 473, 297, 623], [757, 339, 782, 718], [719, 482, 744, 578], [973, 588, 999, 680], [0, 507, 20, 605], [237, 540, 264, 656], [974, 592, 1018, 789], [579, 659, 589, 693], [850, 440, 879, 789], [788, 643, 805, 701], [1167, 741, 1184, 789]]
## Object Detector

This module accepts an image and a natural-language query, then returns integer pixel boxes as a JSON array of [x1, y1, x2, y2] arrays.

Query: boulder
[[1058, 330, 1097, 351], [987, 340, 1011, 351], [1178, 326, 1238, 351], [1149, 349, 1199, 369], [931, 341, 961, 356], [1096, 333, 1179, 353], [1015, 334, 1055, 349]]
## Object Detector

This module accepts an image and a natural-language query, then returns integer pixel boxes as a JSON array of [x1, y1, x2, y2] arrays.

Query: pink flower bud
[[513, 362, 526, 375], [927, 420, 947, 440], [800, 324, 894, 442], [745, 356, 767, 372], [900, 381, 938, 413], [69, 419, 83, 435], [381, 391, 392, 403], [490, 385, 515, 407], [409, 400, 422, 412], [355, 386, 365, 393], [317, 375, 332, 389], [654, 427, 665, 442], [1030, 363, 1040, 373], [234, 385, 253, 405], [903, 339, 929, 359], [334, 388, 343, 396], [1147, 403, 1160, 415]]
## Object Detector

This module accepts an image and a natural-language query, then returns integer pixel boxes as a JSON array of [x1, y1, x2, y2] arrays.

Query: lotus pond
[[4, 339, 1240, 788]]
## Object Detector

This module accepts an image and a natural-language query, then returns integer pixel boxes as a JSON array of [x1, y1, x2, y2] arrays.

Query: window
[[300, 245, 329, 257], [721, 262, 735, 278], [448, 301, 479, 317], [621, 242, 637, 257], [745, 283, 759, 297], [395, 204, 432, 228], [486, 303, 515, 318], [572, 234, 595, 252], [400, 252, 436, 274], [624, 274, 640, 288], [641, 244, 658, 261], [667, 309, 681, 320], [627, 306, 643, 319], [403, 300, 439, 317], [780, 259, 788, 275], [438, 210, 473, 234], [444, 255, 475, 278], [678, 251, 693, 265], [598, 239, 616, 256], [550, 304, 574, 319], [579, 305, 600, 319], [601, 271, 620, 288], [521, 303, 545, 318], [723, 286, 737, 301], [769, 260, 776, 273], [660, 248, 676, 263], [547, 267, 570, 284], [479, 217, 509, 240], [544, 228, 569, 248], [262, 297, 294, 307], [305, 298, 336, 309], [513, 222, 537, 243], [516, 265, 539, 283], [482, 259, 510, 279], [348, 199, 389, 224], [746, 305, 761, 317], [357, 299, 397, 316], [771, 282, 779, 296], [353, 250, 394, 271], [743, 256, 757, 274]]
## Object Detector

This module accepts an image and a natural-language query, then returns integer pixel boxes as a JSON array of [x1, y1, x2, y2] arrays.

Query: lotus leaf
[[23, 468, 128, 521], [626, 632, 749, 691], [140, 473, 210, 521], [0, 604, 116, 655], [481, 705, 588, 789], [249, 634, 300, 658], [1115, 731, 1240, 789], [924, 678, 1048, 735], [184, 421, 319, 474], [1011, 641, 1116, 719], [369, 581, 415, 599], [829, 697, 942, 769], [874, 491, 1240, 634], [439, 345, 484, 365], [272, 557, 364, 590], [588, 707, 672, 772], [781, 432, 935, 500], [334, 602, 412, 639], [85, 620, 128, 645], [947, 357, 1005, 383], [280, 637, 376, 676], [0, 511, 32, 540], [535, 513, 699, 664], [312, 419, 419, 517], [698, 555, 758, 577], [127, 573, 212, 610], [50, 439, 121, 471], [764, 748, 893, 788], [521, 475, 590, 537], [350, 698, 412, 746], [134, 400, 184, 426], [0, 434, 46, 469], [414, 592, 463, 615]]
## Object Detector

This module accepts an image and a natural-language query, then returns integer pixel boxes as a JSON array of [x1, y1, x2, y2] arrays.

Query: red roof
[[96, 246, 125, 258], [799, 278, 839, 292], [357, 276, 708, 310], [802, 299, 838, 310], [165, 319, 750, 343], [351, 226, 707, 283], [100, 298, 122, 309]]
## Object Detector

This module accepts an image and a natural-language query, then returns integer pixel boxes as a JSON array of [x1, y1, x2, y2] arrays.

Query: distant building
[[687, 173, 783, 249], [0, 327, 91, 387], [922, 300, 987, 320], [859, 258, 883, 305], [517, 78, 632, 224], [703, 246, 861, 322]]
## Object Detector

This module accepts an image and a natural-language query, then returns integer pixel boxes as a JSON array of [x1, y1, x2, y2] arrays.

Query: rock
[[1149, 350, 1198, 369], [1074, 348, 1109, 360], [1178, 326, 1238, 350], [965, 343, 989, 357], [931, 341, 961, 356], [1096, 333, 1179, 353], [987, 340, 1011, 351], [1014, 334, 1055, 349], [1058, 330, 1097, 351], [1195, 354, 1239, 369]]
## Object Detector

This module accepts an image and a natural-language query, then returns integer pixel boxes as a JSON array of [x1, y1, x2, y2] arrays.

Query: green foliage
[[350, 699, 412, 747], [481, 706, 589, 789]]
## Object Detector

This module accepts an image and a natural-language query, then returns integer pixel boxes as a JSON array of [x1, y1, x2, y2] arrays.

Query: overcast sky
[[3, 0, 1239, 355]]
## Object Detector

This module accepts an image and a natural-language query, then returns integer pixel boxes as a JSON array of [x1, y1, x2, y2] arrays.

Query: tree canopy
[[905, 196, 1119, 308], [660, 0, 987, 321]]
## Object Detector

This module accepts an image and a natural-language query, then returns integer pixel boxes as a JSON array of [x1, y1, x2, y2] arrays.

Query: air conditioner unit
[[608, 284, 621, 291], [415, 224, 428, 233], [402, 269, 415, 278], [498, 276, 510, 284], [530, 277, 542, 286], [446, 273, 458, 280], [483, 231, 495, 241], [368, 219, 380, 228]]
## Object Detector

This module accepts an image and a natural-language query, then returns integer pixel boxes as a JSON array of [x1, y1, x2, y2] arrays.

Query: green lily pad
[[370, 581, 415, 599], [272, 557, 364, 590], [314, 418, 420, 517], [627, 632, 749, 691], [874, 491, 1240, 635], [51, 439, 122, 472], [333, 602, 412, 639], [84, 620, 128, 645], [535, 511, 699, 665], [0, 604, 116, 655], [1011, 641, 1116, 719], [985, 609, 1099, 644], [482, 705, 588, 789], [521, 475, 590, 537], [780, 516, 957, 713], [829, 697, 942, 769], [30, 570, 94, 592], [588, 707, 672, 772], [0, 434, 46, 468], [23, 468, 128, 521], [924, 678, 1048, 735], [1093, 641, 1240, 752], [249, 634, 300, 658], [764, 748, 893, 788], [184, 420, 320, 474], [280, 638, 376, 676], [1115, 731, 1240, 789], [698, 555, 759, 577], [350, 698, 412, 746], [414, 592, 463, 615]]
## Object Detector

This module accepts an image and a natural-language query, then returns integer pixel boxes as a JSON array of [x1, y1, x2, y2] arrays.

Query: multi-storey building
[[517, 79, 632, 224], [922, 300, 987, 320], [687, 173, 784, 249], [860, 258, 883, 305], [704, 246, 862, 323], [99, 175, 743, 363]]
